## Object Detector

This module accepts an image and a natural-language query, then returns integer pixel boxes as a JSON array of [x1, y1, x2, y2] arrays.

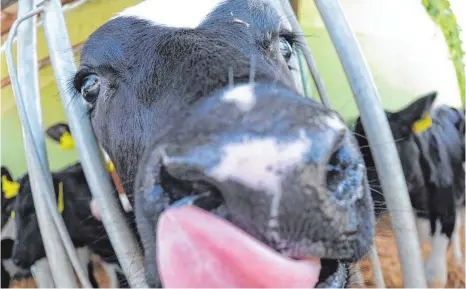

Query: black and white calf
[[1, 167, 32, 288], [73, 0, 375, 287], [353, 92, 465, 287], [10, 163, 128, 288]]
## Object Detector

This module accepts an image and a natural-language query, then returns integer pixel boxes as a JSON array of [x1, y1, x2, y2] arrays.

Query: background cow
[[353, 92, 465, 287], [9, 163, 128, 288], [1, 167, 31, 288], [73, 0, 376, 287]]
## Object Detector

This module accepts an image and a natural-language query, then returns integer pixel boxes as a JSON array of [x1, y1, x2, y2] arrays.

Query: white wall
[[309, 0, 465, 109]]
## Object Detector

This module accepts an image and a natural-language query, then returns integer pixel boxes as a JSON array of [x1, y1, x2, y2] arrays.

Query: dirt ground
[[10, 215, 465, 288], [359, 215, 465, 288]]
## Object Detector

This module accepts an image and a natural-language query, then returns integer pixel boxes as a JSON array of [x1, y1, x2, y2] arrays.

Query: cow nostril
[[326, 140, 364, 204], [170, 185, 224, 212], [159, 166, 225, 213]]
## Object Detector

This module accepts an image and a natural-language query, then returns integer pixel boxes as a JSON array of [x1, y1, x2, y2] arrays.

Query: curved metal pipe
[[313, 0, 427, 286], [39, 0, 147, 287], [5, 2, 81, 287], [279, 0, 332, 108]]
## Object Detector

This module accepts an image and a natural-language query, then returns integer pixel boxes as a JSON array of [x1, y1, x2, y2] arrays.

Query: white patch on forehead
[[209, 131, 311, 238], [222, 85, 256, 111], [116, 0, 225, 29]]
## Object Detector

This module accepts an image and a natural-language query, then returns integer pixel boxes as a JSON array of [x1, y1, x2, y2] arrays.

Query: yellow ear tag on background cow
[[59, 132, 75, 150], [57, 182, 64, 213], [412, 113, 432, 133], [2, 176, 20, 199], [106, 161, 115, 173], [10, 211, 15, 219]]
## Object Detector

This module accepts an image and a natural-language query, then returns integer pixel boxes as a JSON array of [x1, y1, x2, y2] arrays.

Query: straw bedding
[[359, 215, 465, 288]]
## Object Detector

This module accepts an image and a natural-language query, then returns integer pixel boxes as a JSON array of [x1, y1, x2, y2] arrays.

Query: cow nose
[[325, 132, 366, 206], [156, 121, 364, 206], [138, 84, 369, 247]]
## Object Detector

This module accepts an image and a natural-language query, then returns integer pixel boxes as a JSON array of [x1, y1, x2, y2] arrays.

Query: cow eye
[[80, 74, 100, 104], [279, 38, 293, 62]]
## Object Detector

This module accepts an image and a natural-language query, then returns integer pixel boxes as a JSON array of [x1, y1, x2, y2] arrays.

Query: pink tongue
[[156, 206, 321, 288]]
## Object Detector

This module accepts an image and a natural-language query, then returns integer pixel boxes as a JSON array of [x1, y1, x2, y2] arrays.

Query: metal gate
[[3, 0, 428, 287]]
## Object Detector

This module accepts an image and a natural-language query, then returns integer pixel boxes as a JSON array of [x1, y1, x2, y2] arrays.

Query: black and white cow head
[[74, 0, 375, 287], [11, 165, 105, 269], [10, 174, 45, 269], [354, 92, 437, 217]]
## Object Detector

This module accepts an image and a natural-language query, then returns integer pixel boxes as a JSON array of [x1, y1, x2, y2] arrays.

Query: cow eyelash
[[65, 72, 96, 117], [279, 31, 299, 47], [73, 69, 93, 92]]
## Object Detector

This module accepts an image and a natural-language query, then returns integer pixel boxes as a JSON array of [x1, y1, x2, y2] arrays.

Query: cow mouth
[[153, 155, 364, 288], [157, 204, 349, 288]]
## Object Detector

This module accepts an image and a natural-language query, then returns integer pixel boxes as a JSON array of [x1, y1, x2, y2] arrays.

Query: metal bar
[[5, 3, 78, 287], [15, 4, 56, 288], [271, 0, 306, 98], [297, 48, 312, 99], [368, 245, 386, 288], [39, 0, 148, 287], [279, 0, 332, 108], [269, 0, 302, 95], [290, 50, 304, 95], [313, 0, 427, 287], [16, 1, 93, 286], [31, 258, 56, 288]]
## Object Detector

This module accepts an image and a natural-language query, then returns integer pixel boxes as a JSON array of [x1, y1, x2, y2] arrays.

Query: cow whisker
[[228, 67, 234, 88], [249, 55, 256, 84]]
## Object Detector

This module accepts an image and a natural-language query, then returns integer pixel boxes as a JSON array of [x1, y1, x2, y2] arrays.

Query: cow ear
[[1, 167, 12, 182], [1, 167, 19, 200], [394, 92, 437, 133], [46, 123, 74, 150]]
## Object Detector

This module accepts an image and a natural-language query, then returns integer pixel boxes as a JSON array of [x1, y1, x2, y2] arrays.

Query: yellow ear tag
[[10, 211, 15, 219], [2, 176, 20, 199], [412, 113, 433, 133], [59, 132, 75, 150], [57, 182, 64, 213], [106, 161, 115, 173]]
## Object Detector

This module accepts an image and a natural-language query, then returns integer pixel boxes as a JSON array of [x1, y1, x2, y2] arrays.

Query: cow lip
[[165, 198, 348, 288]]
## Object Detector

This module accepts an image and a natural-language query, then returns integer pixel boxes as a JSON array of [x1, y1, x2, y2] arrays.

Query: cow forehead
[[116, 0, 226, 29]]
